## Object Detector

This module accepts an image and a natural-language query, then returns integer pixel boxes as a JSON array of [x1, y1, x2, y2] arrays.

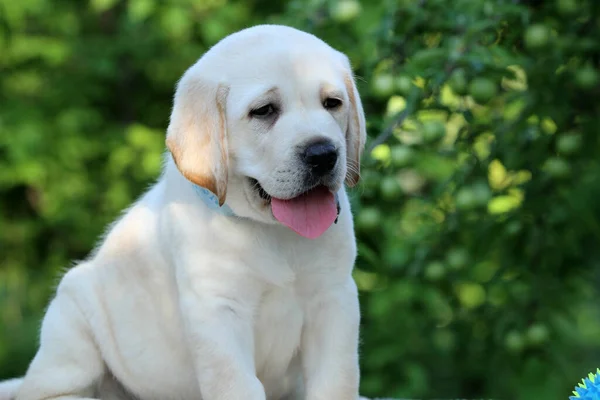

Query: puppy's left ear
[[343, 61, 367, 187], [166, 70, 230, 206]]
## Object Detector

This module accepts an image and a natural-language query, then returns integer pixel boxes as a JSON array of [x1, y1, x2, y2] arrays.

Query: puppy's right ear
[[343, 65, 367, 187], [166, 72, 230, 206]]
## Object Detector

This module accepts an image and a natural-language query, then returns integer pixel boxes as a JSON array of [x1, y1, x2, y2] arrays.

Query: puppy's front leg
[[301, 278, 361, 400], [176, 259, 265, 400], [16, 281, 105, 400]]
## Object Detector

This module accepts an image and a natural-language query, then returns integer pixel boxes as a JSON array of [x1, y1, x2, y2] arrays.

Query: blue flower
[[570, 368, 600, 400]]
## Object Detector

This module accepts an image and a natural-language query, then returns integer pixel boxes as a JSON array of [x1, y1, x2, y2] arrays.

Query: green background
[[1, 0, 599, 399]]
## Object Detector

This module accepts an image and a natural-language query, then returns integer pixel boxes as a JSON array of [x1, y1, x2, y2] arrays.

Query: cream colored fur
[[0, 25, 367, 400]]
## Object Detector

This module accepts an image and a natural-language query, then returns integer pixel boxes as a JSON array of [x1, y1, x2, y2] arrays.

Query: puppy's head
[[167, 25, 366, 237]]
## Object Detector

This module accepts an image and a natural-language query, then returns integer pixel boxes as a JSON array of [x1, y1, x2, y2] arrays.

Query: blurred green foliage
[[1, 0, 600, 399]]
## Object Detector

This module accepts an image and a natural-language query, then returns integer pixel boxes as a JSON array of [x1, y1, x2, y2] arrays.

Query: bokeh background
[[2, 0, 600, 399]]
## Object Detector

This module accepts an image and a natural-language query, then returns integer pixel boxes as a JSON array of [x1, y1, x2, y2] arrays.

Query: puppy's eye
[[250, 104, 276, 118], [323, 97, 342, 110]]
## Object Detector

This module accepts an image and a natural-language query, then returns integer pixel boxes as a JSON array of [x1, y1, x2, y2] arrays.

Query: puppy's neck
[[162, 154, 237, 217]]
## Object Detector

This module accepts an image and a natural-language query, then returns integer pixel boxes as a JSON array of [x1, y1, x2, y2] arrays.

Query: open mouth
[[246, 177, 341, 239], [248, 177, 272, 202]]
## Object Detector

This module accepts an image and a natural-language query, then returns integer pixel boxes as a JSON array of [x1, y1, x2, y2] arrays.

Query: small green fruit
[[556, 0, 578, 15], [456, 282, 486, 309], [471, 182, 492, 206], [505, 330, 525, 353], [446, 247, 469, 270], [455, 182, 491, 210], [526, 323, 550, 346], [575, 65, 599, 89], [448, 69, 468, 95], [505, 221, 522, 236], [371, 73, 396, 98], [380, 176, 402, 201], [524, 24, 551, 50], [469, 77, 498, 104], [422, 121, 446, 142], [543, 157, 571, 178], [395, 75, 413, 96], [455, 188, 477, 210], [330, 0, 361, 23], [384, 247, 411, 268], [390, 145, 414, 168], [356, 207, 382, 231], [556, 134, 582, 155], [425, 261, 446, 281]]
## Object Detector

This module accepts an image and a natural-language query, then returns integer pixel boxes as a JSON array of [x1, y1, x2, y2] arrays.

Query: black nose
[[302, 140, 338, 176]]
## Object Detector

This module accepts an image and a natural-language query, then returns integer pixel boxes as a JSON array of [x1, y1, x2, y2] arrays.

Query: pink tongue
[[271, 186, 337, 239]]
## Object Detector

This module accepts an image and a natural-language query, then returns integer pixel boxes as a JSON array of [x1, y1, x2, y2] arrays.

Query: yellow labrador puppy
[[0, 24, 367, 400]]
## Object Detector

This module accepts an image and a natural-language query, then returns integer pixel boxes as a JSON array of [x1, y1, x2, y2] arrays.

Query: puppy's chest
[[253, 285, 304, 377]]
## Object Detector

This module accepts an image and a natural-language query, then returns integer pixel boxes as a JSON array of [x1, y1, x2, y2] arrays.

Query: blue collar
[[191, 184, 236, 217]]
